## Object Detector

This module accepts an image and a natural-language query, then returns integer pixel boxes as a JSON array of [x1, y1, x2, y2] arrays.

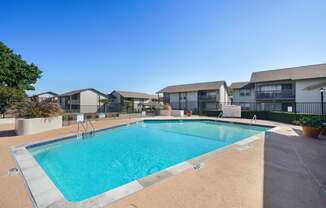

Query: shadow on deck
[[263, 129, 326, 208]]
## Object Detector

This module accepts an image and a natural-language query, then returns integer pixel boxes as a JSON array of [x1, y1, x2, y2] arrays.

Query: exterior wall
[[219, 85, 230, 104], [255, 81, 295, 101], [109, 91, 122, 112], [232, 88, 255, 103], [169, 93, 180, 110], [15, 116, 62, 136], [205, 103, 217, 110], [111, 91, 121, 104], [80, 90, 105, 113], [295, 78, 326, 102], [295, 78, 326, 114], [0, 118, 15, 125], [186, 92, 198, 111], [168, 92, 198, 111], [38, 93, 55, 100]]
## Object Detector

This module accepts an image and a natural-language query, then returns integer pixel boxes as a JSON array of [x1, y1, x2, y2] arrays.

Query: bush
[[9, 100, 63, 118], [294, 116, 324, 128], [241, 111, 326, 124]]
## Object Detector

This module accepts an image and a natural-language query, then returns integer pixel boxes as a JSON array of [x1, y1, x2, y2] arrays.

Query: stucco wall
[[15, 116, 62, 136], [0, 118, 15, 125]]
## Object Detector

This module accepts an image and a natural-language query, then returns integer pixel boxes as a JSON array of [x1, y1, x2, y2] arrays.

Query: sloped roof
[[114, 90, 157, 99], [60, 88, 108, 97], [229, 82, 250, 89], [157, 81, 226, 93], [35, 91, 58, 96], [250, 63, 326, 83]]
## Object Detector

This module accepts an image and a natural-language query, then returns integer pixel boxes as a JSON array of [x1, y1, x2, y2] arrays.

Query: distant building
[[231, 63, 326, 114], [31, 91, 58, 102], [157, 81, 229, 114], [58, 88, 108, 113], [110, 90, 158, 113], [229, 82, 255, 110]]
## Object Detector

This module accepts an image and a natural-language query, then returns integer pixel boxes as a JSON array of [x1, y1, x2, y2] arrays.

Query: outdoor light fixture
[[320, 88, 324, 116]]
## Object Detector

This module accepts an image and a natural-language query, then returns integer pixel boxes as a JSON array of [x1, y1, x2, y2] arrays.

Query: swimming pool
[[27, 120, 268, 202]]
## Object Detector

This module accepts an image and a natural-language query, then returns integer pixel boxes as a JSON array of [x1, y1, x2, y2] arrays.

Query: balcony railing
[[198, 95, 217, 102], [256, 90, 295, 100], [68, 99, 80, 105]]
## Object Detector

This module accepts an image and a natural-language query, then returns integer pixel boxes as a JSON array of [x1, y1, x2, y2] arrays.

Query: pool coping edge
[[10, 118, 275, 208]]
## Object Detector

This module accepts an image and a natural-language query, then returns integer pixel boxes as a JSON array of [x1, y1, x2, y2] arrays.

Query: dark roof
[[114, 90, 157, 99], [250, 63, 326, 83], [34, 91, 58, 96], [59, 88, 108, 97], [229, 82, 250, 89], [157, 81, 226, 93]]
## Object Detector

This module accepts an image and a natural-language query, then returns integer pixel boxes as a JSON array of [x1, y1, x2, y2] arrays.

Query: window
[[258, 85, 281, 92], [240, 89, 251, 96]]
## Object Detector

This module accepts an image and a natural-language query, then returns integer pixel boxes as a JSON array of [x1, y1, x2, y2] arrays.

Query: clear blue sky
[[1, 0, 326, 95]]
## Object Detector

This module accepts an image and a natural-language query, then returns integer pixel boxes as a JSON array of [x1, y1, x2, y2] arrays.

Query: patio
[[0, 117, 325, 208]]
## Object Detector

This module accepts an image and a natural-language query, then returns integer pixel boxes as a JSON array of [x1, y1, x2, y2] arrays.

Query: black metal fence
[[166, 101, 326, 115], [2, 101, 326, 117], [231, 102, 326, 115], [61, 104, 142, 114]]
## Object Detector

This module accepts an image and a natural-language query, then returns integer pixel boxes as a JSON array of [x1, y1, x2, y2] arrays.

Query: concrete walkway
[[263, 128, 326, 208], [0, 117, 325, 208]]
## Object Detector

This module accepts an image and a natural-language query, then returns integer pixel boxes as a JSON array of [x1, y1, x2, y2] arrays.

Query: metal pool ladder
[[251, 115, 257, 124], [77, 120, 95, 138]]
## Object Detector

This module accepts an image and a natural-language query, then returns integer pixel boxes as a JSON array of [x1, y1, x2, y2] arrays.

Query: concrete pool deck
[[0, 116, 325, 208]]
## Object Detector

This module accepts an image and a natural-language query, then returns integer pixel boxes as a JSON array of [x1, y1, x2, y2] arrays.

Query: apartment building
[[231, 64, 326, 114], [157, 81, 229, 114], [58, 88, 108, 113], [109, 90, 158, 113], [31, 91, 58, 102]]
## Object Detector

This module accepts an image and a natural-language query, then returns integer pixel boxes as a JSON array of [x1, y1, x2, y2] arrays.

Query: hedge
[[241, 111, 326, 124]]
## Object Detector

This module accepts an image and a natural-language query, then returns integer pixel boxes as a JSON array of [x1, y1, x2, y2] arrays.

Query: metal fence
[[2, 101, 326, 117], [166, 101, 326, 115], [231, 102, 326, 115], [61, 104, 146, 114]]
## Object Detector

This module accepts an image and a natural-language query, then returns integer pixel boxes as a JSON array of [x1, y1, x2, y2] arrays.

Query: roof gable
[[60, 88, 108, 97], [250, 63, 326, 83], [113, 90, 157, 99], [35, 91, 58, 97], [157, 81, 226, 93], [230, 82, 250, 89]]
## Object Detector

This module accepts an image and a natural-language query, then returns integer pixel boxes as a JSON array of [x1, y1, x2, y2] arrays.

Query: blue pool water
[[28, 120, 268, 202]]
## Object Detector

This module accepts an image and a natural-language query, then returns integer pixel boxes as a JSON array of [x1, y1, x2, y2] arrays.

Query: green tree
[[0, 41, 42, 114], [99, 98, 113, 112]]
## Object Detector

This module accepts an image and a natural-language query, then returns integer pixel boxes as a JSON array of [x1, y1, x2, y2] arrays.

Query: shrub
[[294, 116, 324, 129], [9, 100, 63, 118], [241, 111, 326, 124]]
